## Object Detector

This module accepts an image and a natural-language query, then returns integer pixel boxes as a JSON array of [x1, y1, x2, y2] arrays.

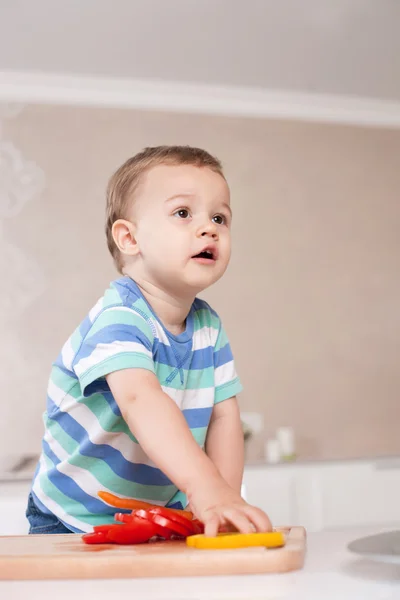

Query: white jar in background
[[264, 438, 281, 464], [240, 412, 264, 435], [276, 426, 295, 459]]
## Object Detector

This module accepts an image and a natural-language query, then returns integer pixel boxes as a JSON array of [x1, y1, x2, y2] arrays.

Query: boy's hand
[[106, 368, 272, 537], [189, 484, 272, 537]]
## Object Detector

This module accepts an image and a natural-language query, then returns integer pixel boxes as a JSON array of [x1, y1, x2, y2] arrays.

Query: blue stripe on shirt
[[42, 440, 110, 515], [79, 315, 95, 338], [53, 355, 75, 375], [182, 406, 213, 428], [73, 324, 153, 366], [46, 397, 173, 487], [154, 342, 214, 370], [213, 343, 233, 368]]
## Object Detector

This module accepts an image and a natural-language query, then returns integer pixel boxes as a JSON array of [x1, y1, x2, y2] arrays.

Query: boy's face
[[131, 164, 232, 296]]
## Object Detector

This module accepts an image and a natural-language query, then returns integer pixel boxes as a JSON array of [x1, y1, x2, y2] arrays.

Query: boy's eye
[[212, 214, 225, 225], [174, 209, 190, 219]]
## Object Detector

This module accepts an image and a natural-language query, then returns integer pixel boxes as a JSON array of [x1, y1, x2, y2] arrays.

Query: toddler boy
[[27, 146, 271, 537]]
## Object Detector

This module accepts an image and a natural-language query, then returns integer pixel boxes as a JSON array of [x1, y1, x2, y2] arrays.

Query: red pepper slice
[[150, 513, 189, 538], [113, 514, 158, 540], [82, 531, 108, 544], [136, 509, 190, 538], [93, 524, 118, 533], [135, 509, 174, 540], [87, 515, 159, 545], [106, 521, 157, 545], [148, 507, 195, 535], [191, 519, 205, 534], [114, 512, 136, 524]]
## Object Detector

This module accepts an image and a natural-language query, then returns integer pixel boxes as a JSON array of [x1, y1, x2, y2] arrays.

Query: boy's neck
[[126, 275, 194, 336]]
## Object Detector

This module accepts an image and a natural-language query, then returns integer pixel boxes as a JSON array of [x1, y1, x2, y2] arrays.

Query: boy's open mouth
[[191, 246, 217, 263]]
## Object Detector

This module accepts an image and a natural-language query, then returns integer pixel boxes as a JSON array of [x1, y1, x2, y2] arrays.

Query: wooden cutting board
[[0, 526, 306, 580]]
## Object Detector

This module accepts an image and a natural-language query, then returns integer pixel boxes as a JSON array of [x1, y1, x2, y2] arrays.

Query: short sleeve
[[213, 322, 243, 403], [73, 307, 155, 397]]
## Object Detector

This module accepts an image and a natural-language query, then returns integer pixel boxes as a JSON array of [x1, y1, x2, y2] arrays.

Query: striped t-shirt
[[32, 276, 243, 532]]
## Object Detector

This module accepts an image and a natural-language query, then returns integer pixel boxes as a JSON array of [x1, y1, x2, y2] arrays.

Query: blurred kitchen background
[[0, 0, 399, 534]]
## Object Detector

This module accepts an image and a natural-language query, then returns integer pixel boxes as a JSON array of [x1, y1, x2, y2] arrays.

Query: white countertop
[[1, 524, 400, 599]]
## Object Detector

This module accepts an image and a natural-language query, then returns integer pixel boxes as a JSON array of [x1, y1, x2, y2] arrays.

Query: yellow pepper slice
[[186, 531, 285, 550]]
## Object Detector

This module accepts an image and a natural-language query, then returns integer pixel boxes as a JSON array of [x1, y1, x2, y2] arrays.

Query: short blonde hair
[[105, 145, 224, 272]]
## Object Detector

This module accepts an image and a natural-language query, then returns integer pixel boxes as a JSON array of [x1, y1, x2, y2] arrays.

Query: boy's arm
[[107, 368, 222, 498], [204, 397, 244, 494], [106, 368, 271, 536]]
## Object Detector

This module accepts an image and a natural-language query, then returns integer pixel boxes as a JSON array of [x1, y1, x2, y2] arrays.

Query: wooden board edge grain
[[0, 551, 306, 580], [285, 525, 307, 542], [0, 527, 307, 580]]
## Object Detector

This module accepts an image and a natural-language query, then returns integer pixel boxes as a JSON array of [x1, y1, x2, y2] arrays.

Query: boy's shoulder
[[94, 276, 153, 317], [192, 297, 221, 331], [77, 277, 157, 342]]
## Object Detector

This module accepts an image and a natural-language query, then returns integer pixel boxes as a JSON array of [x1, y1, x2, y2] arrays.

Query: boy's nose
[[201, 229, 217, 238], [198, 221, 218, 239]]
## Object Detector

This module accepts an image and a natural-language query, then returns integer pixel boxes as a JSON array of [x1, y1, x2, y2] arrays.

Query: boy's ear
[[111, 219, 140, 257]]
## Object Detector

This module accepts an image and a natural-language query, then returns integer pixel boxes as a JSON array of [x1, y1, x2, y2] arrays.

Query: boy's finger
[[222, 509, 253, 534], [203, 513, 219, 537], [243, 505, 272, 532]]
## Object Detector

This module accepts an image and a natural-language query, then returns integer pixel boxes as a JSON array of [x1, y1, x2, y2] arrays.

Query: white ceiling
[[1, 0, 400, 101]]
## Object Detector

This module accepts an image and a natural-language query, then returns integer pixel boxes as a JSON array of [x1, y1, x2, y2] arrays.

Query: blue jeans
[[26, 492, 73, 534]]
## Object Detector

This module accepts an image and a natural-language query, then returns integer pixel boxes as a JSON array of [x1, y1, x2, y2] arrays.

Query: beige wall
[[1, 103, 400, 461]]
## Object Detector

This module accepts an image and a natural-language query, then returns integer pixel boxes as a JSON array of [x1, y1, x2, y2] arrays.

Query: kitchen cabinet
[[312, 460, 400, 529], [0, 481, 31, 535], [243, 456, 400, 532], [242, 466, 297, 525]]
